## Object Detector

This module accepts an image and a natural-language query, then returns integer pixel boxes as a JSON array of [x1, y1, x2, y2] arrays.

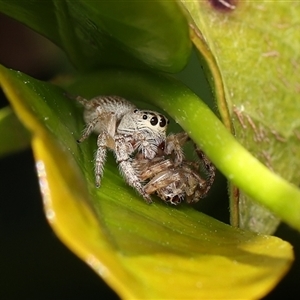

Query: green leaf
[[0, 106, 31, 157], [0, 0, 191, 72], [181, 1, 300, 234], [0, 64, 294, 299]]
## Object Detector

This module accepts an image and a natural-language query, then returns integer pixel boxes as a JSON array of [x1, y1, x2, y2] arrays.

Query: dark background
[[1, 13, 300, 300]]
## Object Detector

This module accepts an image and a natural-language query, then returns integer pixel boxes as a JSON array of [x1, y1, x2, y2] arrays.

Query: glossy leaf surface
[[0, 64, 294, 299], [0, 0, 191, 72]]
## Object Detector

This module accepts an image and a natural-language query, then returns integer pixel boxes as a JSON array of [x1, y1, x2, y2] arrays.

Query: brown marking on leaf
[[208, 0, 237, 12], [269, 83, 278, 93], [275, 22, 290, 29], [232, 107, 269, 142], [270, 129, 287, 142], [261, 51, 280, 58], [294, 130, 300, 141], [233, 185, 239, 199], [230, 185, 240, 227], [257, 124, 269, 143], [291, 58, 300, 71], [232, 105, 247, 129], [277, 65, 291, 89], [295, 83, 300, 93], [244, 114, 263, 142], [261, 150, 274, 172], [235, 110, 286, 144]]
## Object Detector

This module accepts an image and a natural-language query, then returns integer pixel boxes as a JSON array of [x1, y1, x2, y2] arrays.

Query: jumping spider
[[72, 94, 184, 203], [133, 132, 216, 205], [72, 94, 215, 204]]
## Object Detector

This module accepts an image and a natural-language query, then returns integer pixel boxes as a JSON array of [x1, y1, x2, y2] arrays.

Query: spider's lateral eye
[[150, 116, 158, 126], [159, 116, 167, 127], [134, 109, 138, 113], [143, 114, 148, 120]]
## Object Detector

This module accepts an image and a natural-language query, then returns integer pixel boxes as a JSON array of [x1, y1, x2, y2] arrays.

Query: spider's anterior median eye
[[150, 116, 158, 126], [159, 116, 167, 127]]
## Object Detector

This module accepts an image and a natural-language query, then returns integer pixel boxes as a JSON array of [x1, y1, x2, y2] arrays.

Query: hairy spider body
[[133, 133, 215, 205], [71, 94, 214, 205], [73, 94, 174, 203]]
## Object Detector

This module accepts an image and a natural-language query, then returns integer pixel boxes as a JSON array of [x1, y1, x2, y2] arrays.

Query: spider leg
[[115, 136, 153, 203], [77, 117, 99, 143], [164, 132, 189, 164], [196, 147, 216, 195], [64, 93, 88, 105], [69, 94, 98, 111], [94, 132, 112, 187]]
